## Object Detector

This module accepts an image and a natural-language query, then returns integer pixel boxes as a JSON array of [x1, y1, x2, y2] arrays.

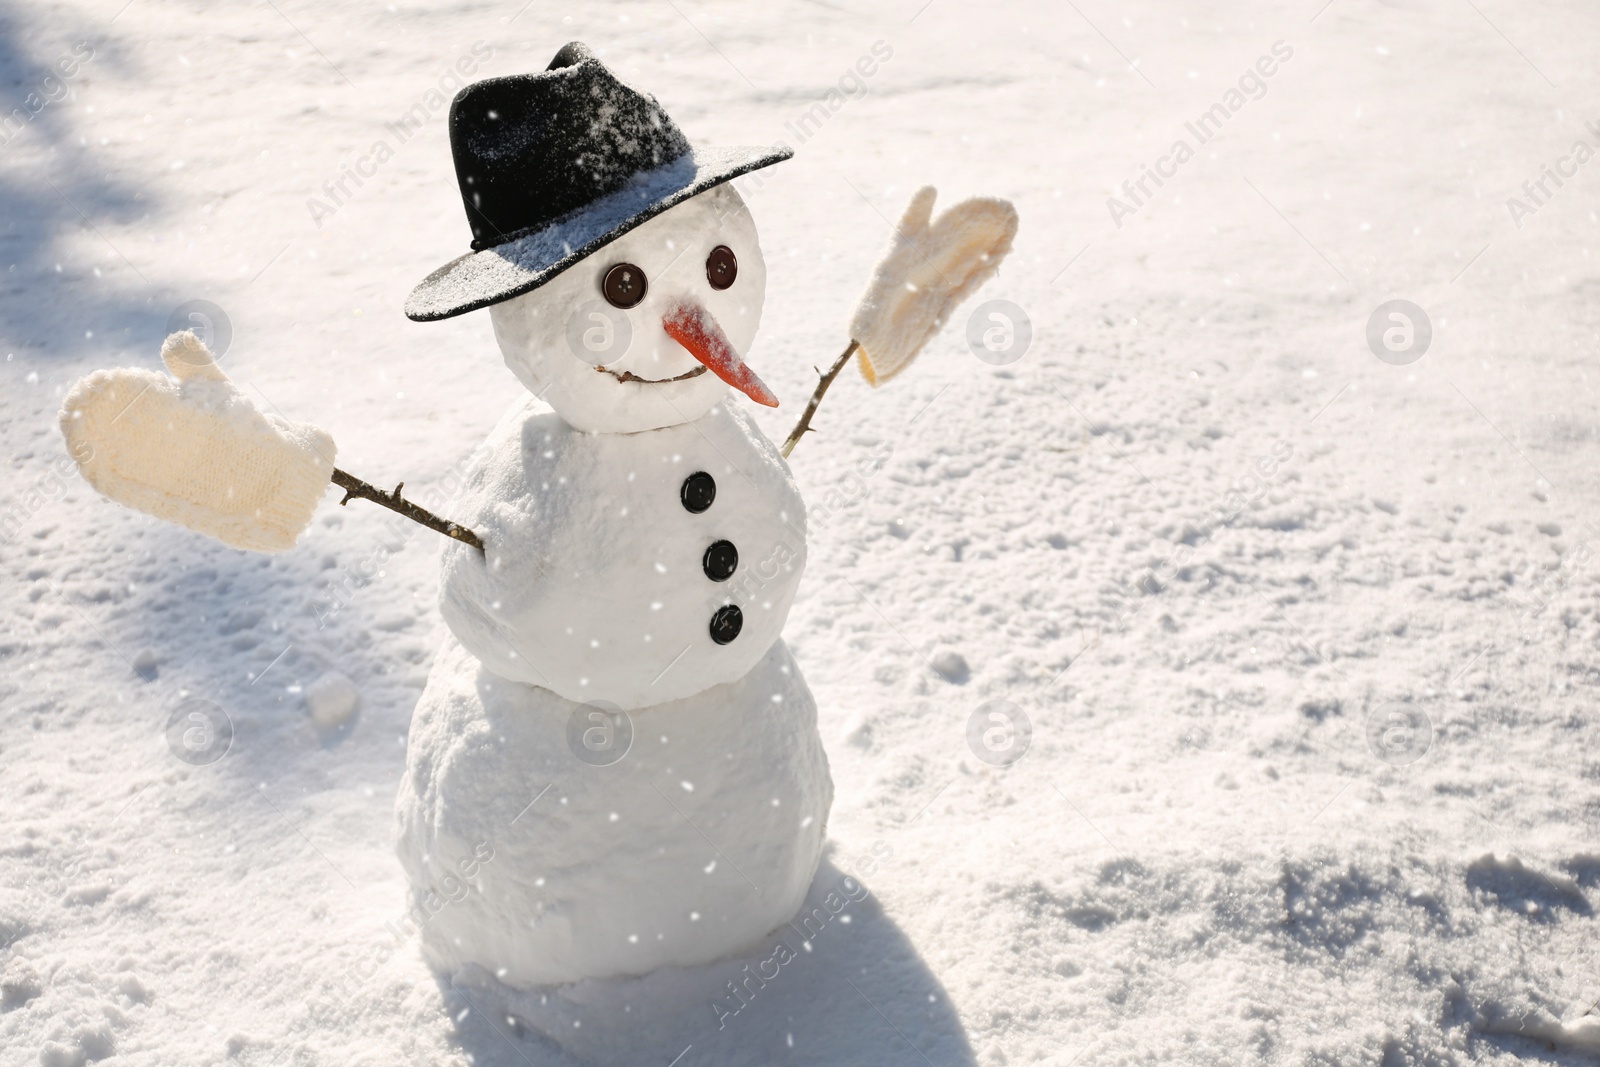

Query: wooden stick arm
[[330, 468, 484, 552], [781, 340, 859, 459]]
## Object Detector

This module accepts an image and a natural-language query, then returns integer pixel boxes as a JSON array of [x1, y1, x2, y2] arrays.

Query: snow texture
[[395, 633, 830, 988], [57, 331, 335, 553], [6, 2, 1600, 1065], [438, 394, 806, 709]]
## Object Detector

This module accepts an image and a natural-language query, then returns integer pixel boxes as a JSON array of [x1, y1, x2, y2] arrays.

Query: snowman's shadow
[[437, 856, 978, 1067]]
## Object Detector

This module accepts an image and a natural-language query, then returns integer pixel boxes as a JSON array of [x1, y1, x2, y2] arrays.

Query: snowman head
[[488, 184, 770, 433], [403, 45, 792, 431]]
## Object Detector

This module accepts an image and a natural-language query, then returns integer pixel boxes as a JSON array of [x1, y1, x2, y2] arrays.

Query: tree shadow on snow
[[435, 856, 978, 1067], [0, 2, 164, 365]]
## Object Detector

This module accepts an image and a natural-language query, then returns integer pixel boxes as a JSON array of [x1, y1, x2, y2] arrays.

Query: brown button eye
[[603, 263, 647, 308], [706, 245, 737, 290]]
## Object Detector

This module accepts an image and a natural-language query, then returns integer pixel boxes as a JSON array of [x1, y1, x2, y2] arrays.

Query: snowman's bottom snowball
[[395, 635, 832, 988]]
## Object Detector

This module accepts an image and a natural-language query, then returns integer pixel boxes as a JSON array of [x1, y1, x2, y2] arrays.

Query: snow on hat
[[404, 42, 791, 322]]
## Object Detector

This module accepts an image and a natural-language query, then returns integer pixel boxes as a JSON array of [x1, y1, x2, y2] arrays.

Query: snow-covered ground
[[4, 0, 1600, 1063]]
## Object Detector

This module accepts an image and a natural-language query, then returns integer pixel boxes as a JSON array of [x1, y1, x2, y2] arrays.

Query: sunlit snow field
[[3, 1, 1600, 1064]]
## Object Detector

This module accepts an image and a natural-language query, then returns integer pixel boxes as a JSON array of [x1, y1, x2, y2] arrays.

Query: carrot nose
[[662, 301, 778, 408]]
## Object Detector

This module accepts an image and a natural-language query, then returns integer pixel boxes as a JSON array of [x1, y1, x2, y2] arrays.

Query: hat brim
[[404, 144, 792, 322]]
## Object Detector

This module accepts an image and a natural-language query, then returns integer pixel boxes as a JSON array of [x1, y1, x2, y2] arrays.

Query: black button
[[702, 540, 738, 582], [680, 471, 716, 513], [709, 605, 743, 645]]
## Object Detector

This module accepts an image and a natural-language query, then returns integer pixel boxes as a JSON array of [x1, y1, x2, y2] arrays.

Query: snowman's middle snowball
[[439, 392, 807, 710]]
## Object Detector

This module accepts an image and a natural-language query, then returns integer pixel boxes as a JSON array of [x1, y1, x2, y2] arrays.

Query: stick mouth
[[597, 364, 708, 385], [662, 301, 778, 408]]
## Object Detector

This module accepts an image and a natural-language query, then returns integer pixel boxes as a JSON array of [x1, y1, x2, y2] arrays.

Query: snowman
[[58, 42, 1018, 988]]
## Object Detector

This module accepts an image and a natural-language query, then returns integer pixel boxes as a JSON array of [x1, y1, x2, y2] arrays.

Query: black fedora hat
[[404, 42, 791, 322]]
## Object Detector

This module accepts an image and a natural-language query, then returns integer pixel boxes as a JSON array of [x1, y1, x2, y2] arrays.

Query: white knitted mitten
[[849, 186, 1019, 385], [59, 331, 336, 552]]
